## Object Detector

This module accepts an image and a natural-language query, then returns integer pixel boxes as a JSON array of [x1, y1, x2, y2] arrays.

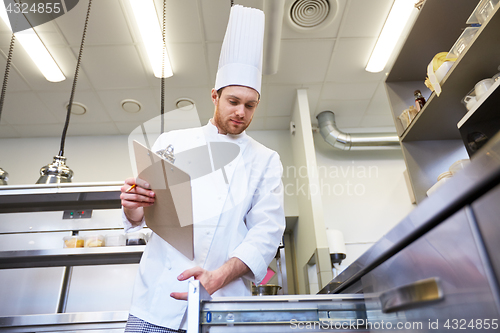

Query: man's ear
[[211, 88, 218, 106]]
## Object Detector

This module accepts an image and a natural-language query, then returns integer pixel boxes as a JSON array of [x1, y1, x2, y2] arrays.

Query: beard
[[213, 104, 252, 135]]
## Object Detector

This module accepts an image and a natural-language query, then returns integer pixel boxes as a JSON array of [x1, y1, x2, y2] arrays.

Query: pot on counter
[[252, 284, 281, 296]]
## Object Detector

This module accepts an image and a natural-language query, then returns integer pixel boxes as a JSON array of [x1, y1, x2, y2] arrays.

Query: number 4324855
[[6, 2, 61, 14], [444, 319, 498, 330]]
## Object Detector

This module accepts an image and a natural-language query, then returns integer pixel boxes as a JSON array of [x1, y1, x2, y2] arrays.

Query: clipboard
[[133, 140, 194, 260]]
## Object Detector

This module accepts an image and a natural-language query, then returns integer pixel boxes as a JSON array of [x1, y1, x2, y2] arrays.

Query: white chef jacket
[[122, 120, 285, 329]]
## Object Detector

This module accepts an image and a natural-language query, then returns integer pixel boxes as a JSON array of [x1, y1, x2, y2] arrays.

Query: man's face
[[211, 85, 259, 135]]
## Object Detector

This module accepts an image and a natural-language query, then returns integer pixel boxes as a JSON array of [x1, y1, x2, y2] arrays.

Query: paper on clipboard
[[133, 140, 194, 260]]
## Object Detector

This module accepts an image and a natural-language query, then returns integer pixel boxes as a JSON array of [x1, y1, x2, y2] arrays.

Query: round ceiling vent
[[175, 98, 195, 110], [121, 99, 142, 113], [287, 0, 338, 32], [65, 102, 87, 115]]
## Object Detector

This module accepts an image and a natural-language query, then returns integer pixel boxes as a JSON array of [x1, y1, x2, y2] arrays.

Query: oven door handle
[[379, 277, 444, 313]]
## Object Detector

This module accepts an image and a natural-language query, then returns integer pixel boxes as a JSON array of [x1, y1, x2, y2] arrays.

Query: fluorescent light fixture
[[128, 0, 173, 78], [365, 0, 416, 73], [0, 2, 65, 82]]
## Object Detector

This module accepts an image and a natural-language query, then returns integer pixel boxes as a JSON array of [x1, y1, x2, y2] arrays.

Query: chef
[[120, 5, 285, 333]]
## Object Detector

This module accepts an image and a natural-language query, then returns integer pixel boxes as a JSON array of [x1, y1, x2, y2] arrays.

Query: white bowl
[[427, 177, 451, 197], [449, 159, 470, 175], [435, 61, 454, 83]]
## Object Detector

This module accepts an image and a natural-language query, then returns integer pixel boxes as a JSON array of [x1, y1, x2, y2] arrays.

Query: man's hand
[[120, 177, 155, 226], [170, 267, 223, 300], [170, 257, 250, 300]]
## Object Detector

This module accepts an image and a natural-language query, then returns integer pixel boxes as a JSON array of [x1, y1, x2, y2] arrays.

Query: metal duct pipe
[[263, 0, 285, 75], [316, 111, 400, 150]]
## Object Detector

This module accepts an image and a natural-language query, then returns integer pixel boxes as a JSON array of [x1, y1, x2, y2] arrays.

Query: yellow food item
[[65, 238, 84, 248], [86, 238, 104, 247], [432, 52, 456, 72], [424, 77, 434, 92], [426, 52, 457, 97]]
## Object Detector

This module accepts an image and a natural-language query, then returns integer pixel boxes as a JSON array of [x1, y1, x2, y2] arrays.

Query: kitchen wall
[[0, 135, 131, 185], [313, 128, 415, 270]]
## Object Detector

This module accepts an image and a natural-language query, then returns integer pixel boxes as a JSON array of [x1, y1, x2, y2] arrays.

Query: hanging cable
[[58, 0, 93, 157], [0, 34, 15, 123], [160, 0, 167, 134], [0, 34, 15, 186]]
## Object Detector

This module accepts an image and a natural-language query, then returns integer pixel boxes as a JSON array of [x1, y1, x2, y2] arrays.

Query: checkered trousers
[[124, 314, 187, 333]]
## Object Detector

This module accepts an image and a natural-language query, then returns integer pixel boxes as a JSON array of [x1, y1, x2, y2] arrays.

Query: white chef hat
[[214, 5, 265, 95]]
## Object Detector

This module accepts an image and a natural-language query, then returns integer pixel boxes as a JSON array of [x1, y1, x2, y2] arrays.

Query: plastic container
[[398, 110, 410, 130], [63, 236, 84, 248], [437, 171, 453, 182], [467, 0, 500, 24], [126, 232, 147, 246], [84, 235, 105, 247], [447, 27, 480, 59], [427, 171, 454, 197], [398, 106, 418, 130], [461, 88, 477, 111], [105, 234, 126, 247], [449, 159, 471, 175], [475, 78, 494, 98], [493, 72, 500, 82]]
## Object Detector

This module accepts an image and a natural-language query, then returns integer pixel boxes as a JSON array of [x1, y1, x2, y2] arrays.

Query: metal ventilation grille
[[290, 0, 330, 28]]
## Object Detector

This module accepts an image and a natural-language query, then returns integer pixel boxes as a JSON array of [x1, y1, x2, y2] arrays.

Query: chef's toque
[[214, 5, 265, 95]]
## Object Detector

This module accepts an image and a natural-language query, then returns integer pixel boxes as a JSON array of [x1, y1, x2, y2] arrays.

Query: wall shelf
[[457, 78, 500, 129], [458, 79, 500, 156], [400, 5, 500, 142], [385, 1, 500, 204]]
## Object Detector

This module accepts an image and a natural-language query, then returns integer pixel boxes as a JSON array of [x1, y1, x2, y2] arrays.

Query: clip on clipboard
[[133, 140, 194, 260]]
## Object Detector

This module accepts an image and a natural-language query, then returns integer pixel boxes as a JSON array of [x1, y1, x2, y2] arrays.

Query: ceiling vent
[[287, 0, 337, 32]]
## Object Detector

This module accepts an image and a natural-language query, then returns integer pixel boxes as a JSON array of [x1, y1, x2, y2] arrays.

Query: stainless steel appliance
[[0, 183, 138, 332], [184, 133, 500, 332]]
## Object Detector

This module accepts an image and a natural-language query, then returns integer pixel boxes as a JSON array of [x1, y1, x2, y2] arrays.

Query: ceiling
[[0, 0, 400, 139]]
